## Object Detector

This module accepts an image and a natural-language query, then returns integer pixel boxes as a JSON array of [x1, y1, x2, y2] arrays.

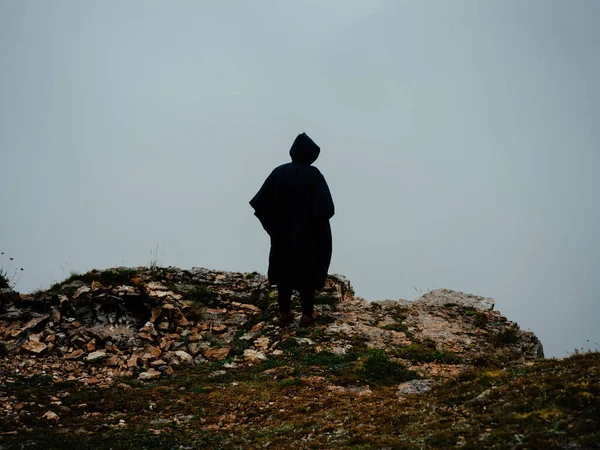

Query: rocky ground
[[0, 266, 597, 449]]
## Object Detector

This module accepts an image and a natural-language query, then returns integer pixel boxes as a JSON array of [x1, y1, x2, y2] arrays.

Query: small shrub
[[473, 311, 489, 328], [491, 327, 520, 348], [395, 342, 463, 364], [471, 351, 507, 369], [302, 350, 349, 369], [356, 348, 417, 384], [381, 322, 409, 333], [184, 285, 220, 308]]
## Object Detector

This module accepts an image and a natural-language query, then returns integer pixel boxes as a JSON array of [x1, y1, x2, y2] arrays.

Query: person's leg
[[299, 288, 315, 316], [277, 284, 293, 315]]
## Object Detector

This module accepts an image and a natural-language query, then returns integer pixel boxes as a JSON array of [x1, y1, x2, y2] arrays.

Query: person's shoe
[[277, 312, 295, 326], [299, 311, 319, 327]]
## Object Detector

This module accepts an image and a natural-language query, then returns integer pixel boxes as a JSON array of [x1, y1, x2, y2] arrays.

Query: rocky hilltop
[[1, 266, 542, 386], [0, 267, 596, 449]]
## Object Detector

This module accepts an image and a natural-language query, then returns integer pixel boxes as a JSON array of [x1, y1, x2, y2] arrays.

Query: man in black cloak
[[250, 132, 334, 326]]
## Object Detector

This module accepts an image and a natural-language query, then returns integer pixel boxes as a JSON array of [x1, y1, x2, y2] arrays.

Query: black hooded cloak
[[250, 133, 334, 290]]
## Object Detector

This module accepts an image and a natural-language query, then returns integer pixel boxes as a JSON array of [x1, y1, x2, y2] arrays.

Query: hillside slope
[[0, 266, 596, 449]]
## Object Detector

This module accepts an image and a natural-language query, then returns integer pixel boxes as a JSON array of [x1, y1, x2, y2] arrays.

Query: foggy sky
[[1, 0, 599, 357]]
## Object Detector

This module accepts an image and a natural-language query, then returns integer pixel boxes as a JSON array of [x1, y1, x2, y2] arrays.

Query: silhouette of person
[[250, 133, 334, 326]]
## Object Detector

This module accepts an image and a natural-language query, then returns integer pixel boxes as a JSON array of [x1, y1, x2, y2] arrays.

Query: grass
[[0, 252, 23, 289], [49, 268, 139, 293], [356, 348, 418, 384], [2, 352, 596, 449], [148, 245, 161, 269], [394, 341, 463, 364]]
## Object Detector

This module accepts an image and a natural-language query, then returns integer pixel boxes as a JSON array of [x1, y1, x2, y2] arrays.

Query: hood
[[289, 132, 320, 165]]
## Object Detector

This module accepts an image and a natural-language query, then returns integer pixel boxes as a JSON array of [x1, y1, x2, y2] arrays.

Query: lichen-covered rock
[[85, 351, 107, 363], [396, 379, 433, 398]]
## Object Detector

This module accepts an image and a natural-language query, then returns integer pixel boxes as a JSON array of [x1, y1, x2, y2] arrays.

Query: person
[[250, 132, 334, 326]]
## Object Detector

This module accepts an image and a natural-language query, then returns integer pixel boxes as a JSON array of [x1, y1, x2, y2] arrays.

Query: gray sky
[[1, 0, 599, 358]]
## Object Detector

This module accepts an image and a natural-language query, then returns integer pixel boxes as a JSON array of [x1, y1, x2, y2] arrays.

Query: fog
[[2, 1, 599, 357]]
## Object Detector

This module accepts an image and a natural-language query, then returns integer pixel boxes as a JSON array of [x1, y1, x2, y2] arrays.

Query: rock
[[127, 355, 139, 368], [239, 303, 261, 313], [105, 355, 121, 366], [189, 333, 203, 342], [139, 322, 158, 337], [22, 341, 47, 354], [51, 308, 61, 323], [468, 388, 493, 403], [416, 289, 494, 311], [28, 332, 43, 342], [138, 332, 153, 340], [187, 342, 203, 356], [65, 348, 83, 359], [83, 376, 101, 385], [244, 349, 267, 362], [253, 336, 270, 351], [145, 345, 162, 358], [11, 315, 50, 338], [86, 339, 96, 352], [327, 385, 372, 397], [212, 324, 227, 333], [330, 346, 348, 355], [42, 411, 60, 422], [138, 368, 161, 380], [146, 282, 168, 291], [209, 370, 227, 378], [73, 286, 91, 299], [396, 380, 433, 398], [150, 359, 167, 367], [91, 281, 105, 291], [172, 350, 194, 366], [85, 351, 107, 363], [150, 307, 163, 323], [203, 347, 231, 361], [193, 355, 207, 365]]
